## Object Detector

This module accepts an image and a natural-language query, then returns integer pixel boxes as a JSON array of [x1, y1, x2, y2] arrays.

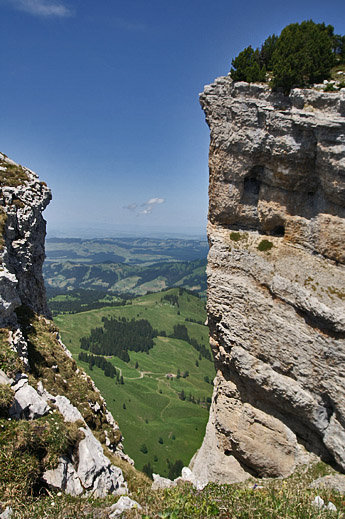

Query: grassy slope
[[54, 288, 215, 477]]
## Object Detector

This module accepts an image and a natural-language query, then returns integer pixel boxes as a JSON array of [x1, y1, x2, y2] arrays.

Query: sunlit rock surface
[[191, 78, 345, 483]]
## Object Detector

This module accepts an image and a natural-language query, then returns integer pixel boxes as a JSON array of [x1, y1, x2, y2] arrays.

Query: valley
[[53, 287, 215, 478], [44, 237, 208, 297]]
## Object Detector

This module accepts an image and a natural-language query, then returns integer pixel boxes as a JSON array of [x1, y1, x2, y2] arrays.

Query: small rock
[[77, 427, 127, 497], [9, 375, 50, 419], [0, 369, 12, 385], [43, 456, 83, 496], [152, 473, 176, 490], [310, 474, 345, 494], [177, 467, 207, 490], [327, 502, 337, 512], [0, 507, 13, 519], [312, 496, 325, 508], [109, 496, 142, 517]]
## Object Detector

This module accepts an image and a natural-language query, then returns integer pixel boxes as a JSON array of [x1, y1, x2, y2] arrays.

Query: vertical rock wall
[[191, 77, 345, 483], [0, 153, 51, 325]]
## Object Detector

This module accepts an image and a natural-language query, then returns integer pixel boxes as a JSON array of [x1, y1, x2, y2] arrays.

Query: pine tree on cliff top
[[230, 20, 343, 92]]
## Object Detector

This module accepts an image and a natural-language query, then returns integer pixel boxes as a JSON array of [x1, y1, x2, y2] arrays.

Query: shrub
[[257, 239, 273, 252], [230, 232, 241, 242]]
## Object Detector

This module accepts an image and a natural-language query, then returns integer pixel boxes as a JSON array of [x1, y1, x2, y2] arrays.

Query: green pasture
[[54, 288, 215, 476]]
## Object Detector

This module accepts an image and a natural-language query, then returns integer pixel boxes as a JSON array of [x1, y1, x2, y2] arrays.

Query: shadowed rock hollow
[[190, 77, 345, 483]]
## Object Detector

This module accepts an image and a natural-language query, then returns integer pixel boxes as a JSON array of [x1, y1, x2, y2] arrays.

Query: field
[[44, 237, 208, 296], [54, 288, 215, 477]]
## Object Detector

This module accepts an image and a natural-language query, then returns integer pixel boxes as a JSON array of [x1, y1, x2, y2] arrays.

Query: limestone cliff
[[0, 154, 130, 498], [191, 78, 345, 483]]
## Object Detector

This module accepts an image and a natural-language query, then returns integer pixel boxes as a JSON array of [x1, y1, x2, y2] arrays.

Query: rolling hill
[[53, 288, 215, 477]]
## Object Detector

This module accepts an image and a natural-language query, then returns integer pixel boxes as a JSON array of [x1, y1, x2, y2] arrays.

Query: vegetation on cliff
[[231, 20, 345, 92]]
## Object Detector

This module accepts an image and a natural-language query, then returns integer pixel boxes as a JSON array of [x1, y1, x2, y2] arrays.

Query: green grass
[[54, 288, 215, 476], [4, 461, 344, 519], [0, 161, 29, 188], [0, 412, 84, 504], [127, 463, 345, 519]]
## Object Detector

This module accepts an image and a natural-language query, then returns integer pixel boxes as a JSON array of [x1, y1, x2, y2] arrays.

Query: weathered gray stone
[[0, 154, 51, 326], [0, 506, 13, 519], [48, 394, 84, 423], [193, 77, 345, 483], [109, 496, 142, 518], [178, 467, 207, 490], [0, 369, 12, 385], [42, 456, 84, 496], [152, 473, 176, 490], [9, 375, 50, 419], [42, 427, 128, 498], [310, 474, 345, 494], [77, 427, 127, 497]]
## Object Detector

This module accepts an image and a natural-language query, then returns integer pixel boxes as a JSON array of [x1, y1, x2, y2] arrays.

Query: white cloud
[[138, 207, 153, 215], [8, 0, 72, 17], [145, 197, 164, 206], [125, 197, 165, 217], [123, 203, 138, 212]]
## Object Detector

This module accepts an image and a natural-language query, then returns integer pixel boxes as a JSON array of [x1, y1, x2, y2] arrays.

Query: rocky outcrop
[[0, 154, 129, 497], [191, 77, 345, 483], [0, 153, 51, 325]]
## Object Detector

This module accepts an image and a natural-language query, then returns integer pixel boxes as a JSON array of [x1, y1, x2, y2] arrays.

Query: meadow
[[54, 288, 215, 477]]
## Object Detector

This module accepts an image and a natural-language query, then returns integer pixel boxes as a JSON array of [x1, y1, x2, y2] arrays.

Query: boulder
[[9, 375, 49, 420], [109, 496, 142, 518]]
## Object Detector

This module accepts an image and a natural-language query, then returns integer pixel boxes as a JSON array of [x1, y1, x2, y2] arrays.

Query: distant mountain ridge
[[44, 237, 208, 297]]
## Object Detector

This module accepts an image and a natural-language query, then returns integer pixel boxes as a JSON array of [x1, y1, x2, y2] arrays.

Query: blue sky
[[1, 0, 345, 237]]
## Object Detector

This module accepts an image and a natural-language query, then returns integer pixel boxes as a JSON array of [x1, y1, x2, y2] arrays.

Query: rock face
[[0, 153, 51, 325], [191, 77, 345, 483], [0, 154, 129, 496]]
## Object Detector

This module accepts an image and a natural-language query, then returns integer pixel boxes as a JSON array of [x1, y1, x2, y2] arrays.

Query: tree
[[231, 46, 266, 83], [140, 443, 148, 454], [142, 461, 153, 479], [158, 437, 164, 444], [271, 21, 336, 92], [179, 389, 186, 401], [259, 34, 278, 70], [167, 459, 184, 480], [176, 368, 181, 379]]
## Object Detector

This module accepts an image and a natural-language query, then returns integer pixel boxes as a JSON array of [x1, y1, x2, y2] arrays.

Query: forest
[[79, 316, 157, 362], [170, 324, 212, 361], [77, 351, 123, 381]]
